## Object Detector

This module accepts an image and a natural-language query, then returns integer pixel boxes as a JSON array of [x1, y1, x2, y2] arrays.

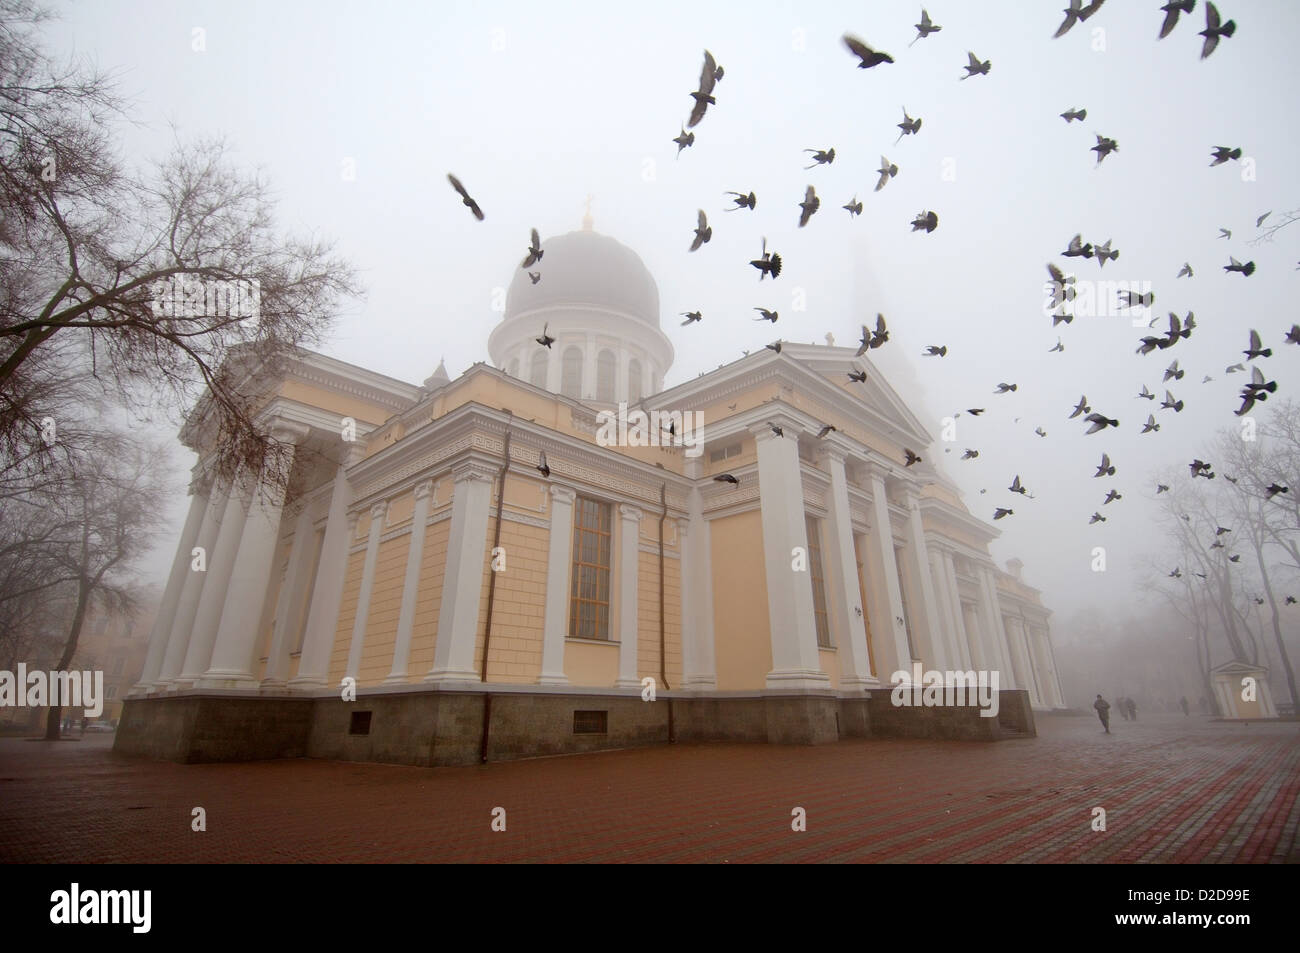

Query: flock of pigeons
[[444, 2, 1296, 571]]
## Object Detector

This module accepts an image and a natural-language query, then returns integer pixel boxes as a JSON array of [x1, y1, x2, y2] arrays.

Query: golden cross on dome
[[582, 194, 594, 231]]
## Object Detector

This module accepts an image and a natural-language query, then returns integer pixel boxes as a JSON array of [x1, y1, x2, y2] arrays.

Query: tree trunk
[[43, 576, 91, 741]]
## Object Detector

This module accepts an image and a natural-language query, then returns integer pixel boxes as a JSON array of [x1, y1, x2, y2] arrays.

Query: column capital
[[268, 419, 312, 446], [749, 418, 799, 444], [369, 500, 389, 521], [619, 503, 642, 522], [676, 515, 690, 536], [865, 459, 898, 484], [413, 479, 435, 501], [347, 510, 361, 532], [451, 460, 496, 485], [549, 484, 577, 506]]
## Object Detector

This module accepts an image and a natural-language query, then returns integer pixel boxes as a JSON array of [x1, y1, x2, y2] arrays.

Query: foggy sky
[[45, 0, 1300, 623]]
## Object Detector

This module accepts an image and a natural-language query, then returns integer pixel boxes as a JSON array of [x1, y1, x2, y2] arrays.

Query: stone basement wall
[[115, 687, 1032, 765]]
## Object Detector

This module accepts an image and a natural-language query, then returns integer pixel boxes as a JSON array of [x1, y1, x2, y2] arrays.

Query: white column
[[821, 448, 874, 686], [1006, 615, 1041, 706], [616, 347, 630, 405], [942, 552, 974, 669], [866, 465, 911, 682], [263, 499, 317, 689], [616, 503, 642, 688], [583, 332, 597, 399], [545, 343, 562, 392], [176, 477, 251, 686], [1041, 626, 1067, 707], [343, 501, 388, 680], [425, 461, 494, 684], [291, 451, 362, 690], [386, 480, 434, 684], [199, 427, 304, 688], [134, 474, 210, 692], [961, 601, 987, 671], [928, 547, 964, 671], [753, 423, 827, 690], [977, 566, 1015, 687], [902, 490, 947, 669], [680, 473, 717, 689], [157, 476, 231, 687], [538, 484, 576, 685]]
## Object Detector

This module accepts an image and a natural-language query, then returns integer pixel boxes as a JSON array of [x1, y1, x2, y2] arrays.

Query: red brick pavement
[[0, 713, 1295, 863]]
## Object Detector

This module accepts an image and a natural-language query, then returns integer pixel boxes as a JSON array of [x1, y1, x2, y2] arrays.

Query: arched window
[[596, 350, 616, 402], [628, 359, 643, 405], [529, 350, 548, 388], [561, 346, 583, 398]]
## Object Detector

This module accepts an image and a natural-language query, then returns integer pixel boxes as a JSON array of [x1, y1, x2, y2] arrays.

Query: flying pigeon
[[911, 9, 942, 45], [904, 449, 922, 467], [867, 314, 889, 350], [798, 186, 820, 227], [843, 196, 863, 217], [1089, 512, 1107, 524], [536, 322, 555, 348], [1050, 338, 1065, 353], [875, 156, 899, 192], [1159, 0, 1196, 39], [750, 237, 782, 280], [1226, 363, 1245, 373], [1138, 384, 1156, 400], [687, 50, 721, 127], [1096, 453, 1116, 477], [1164, 360, 1185, 382], [1085, 413, 1119, 433], [536, 451, 550, 478], [842, 34, 895, 69], [966, 408, 986, 416], [1035, 427, 1047, 437], [1210, 146, 1242, 166], [1118, 289, 1155, 309], [911, 210, 939, 233], [1161, 390, 1184, 413], [1010, 475, 1028, 495], [1218, 228, 1231, 239], [1103, 489, 1122, 504], [447, 173, 485, 221], [1169, 568, 1182, 578], [804, 148, 836, 170], [1070, 395, 1091, 419], [713, 473, 739, 485], [1177, 262, 1193, 278], [725, 190, 757, 211], [1225, 257, 1256, 276], [1095, 239, 1119, 267], [528, 271, 541, 285], [680, 311, 702, 326], [962, 449, 980, 460], [923, 345, 948, 357], [1244, 329, 1271, 360], [1199, 2, 1236, 59], [1142, 414, 1160, 433], [816, 424, 837, 439], [994, 383, 1018, 394], [1265, 483, 1288, 499], [1063, 234, 1094, 259], [897, 108, 923, 142], [521, 228, 544, 267], [689, 210, 712, 251], [847, 369, 867, 383], [1092, 134, 1119, 164], [753, 308, 779, 323], [1285, 325, 1300, 346], [672, 127, 695, 156], [1156, 483, 1170, 493], [1061, 107, 1087, 122], [993, 507, 1014, 520], [765, 340, 782, 354], [1257, 211, 1272, 227], [961, 51, 991, 79]]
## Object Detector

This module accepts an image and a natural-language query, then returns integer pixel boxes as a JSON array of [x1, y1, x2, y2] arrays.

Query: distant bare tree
[[0, 0, 360, 496]]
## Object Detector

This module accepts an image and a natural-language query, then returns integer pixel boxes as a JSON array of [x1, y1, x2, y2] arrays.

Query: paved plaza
[[0, 713, 1295, 863]]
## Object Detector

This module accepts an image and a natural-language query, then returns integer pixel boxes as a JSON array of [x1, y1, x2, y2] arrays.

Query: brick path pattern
[[0, 714, 1296, 862]]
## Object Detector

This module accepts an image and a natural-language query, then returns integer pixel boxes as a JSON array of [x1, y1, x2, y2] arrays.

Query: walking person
[[1115, 696, 1129, 721], [1126, 697, 1137, 721], [1180, 696, 1189, 717], [1094, 694, 1111, 734]]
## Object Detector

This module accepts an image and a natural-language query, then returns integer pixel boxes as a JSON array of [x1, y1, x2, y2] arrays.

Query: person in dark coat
[[1115, 696, 1129, 720], [1093, 694, 1111, 733], [1180, 696, 1189, 717], [1126, 697, 1137, 721]]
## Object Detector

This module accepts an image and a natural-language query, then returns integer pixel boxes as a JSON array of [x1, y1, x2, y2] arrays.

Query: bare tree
[[0, 0, 360, 496]]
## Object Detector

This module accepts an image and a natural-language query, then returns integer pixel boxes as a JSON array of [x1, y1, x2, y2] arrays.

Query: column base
[[536, 673, 569, 686], [765, 669, 832, 691], [196, 671, 257, 690], [680, 675, 718, 691], [260, 678, 287, 692], [840, 675, 880, 689], [382, 672, 411, 685], [422, 669, 481, 686], [287, 675, 329, 691], [614, 677, 643, 689]]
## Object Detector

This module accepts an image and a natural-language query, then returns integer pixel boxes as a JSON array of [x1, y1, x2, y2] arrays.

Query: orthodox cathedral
[[119, 216, 1065, 766]]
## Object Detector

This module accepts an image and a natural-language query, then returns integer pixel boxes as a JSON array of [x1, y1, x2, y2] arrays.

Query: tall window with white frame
[[805, 514, 832, 647], [569, 496, 612, 640]]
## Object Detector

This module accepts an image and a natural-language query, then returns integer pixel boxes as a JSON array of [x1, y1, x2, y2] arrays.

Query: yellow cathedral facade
[[119, 222, 1065, 766]]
